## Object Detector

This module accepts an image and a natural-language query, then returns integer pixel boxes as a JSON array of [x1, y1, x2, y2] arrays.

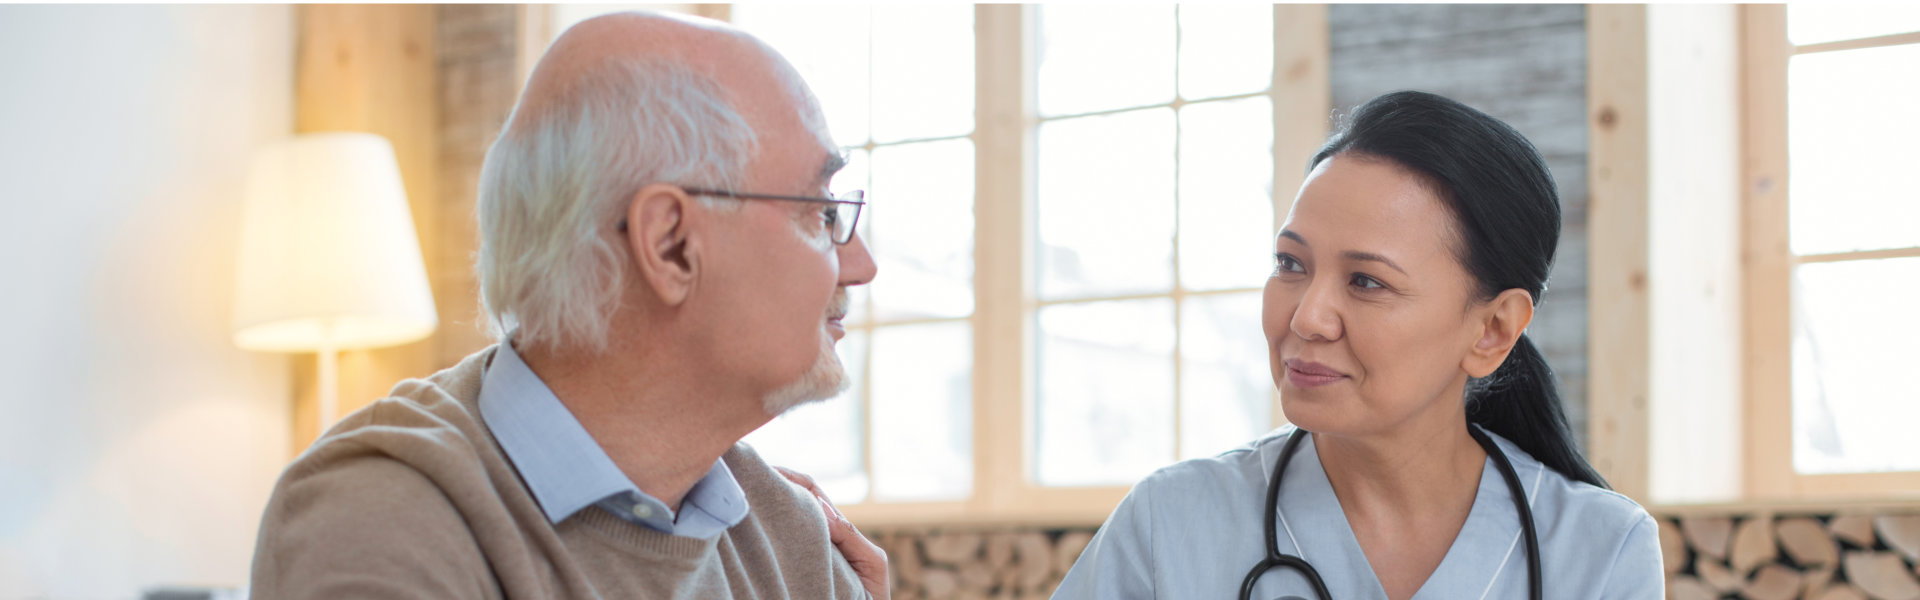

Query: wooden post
[[1270, 4, 1331, 430], [1585, 4, 1652, 503], [972, 3, 1032, 518], [1741, 4, 1796, 501]]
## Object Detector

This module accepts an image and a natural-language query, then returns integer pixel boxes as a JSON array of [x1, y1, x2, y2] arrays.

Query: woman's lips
[[1284, 359, 1347, 388]]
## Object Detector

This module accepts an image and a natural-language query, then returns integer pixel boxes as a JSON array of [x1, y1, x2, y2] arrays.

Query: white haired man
[[250, 12, 888, 598]]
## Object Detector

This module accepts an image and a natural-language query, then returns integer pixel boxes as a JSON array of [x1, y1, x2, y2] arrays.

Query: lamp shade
[[232, 133, 437, 352]]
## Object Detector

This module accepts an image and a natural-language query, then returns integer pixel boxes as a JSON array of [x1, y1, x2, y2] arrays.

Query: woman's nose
[[1289, 278, 1343, 342]]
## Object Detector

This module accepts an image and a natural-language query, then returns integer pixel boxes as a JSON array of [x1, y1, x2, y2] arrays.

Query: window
[[1745, 4, 1920, 497], [730, 5, 979, 505], [1779, 7, 1920, 475], [1029, 5, 1279, 487]]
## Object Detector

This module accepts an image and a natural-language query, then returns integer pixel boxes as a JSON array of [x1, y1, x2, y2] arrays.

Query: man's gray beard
[[761, 334, 848, 416]]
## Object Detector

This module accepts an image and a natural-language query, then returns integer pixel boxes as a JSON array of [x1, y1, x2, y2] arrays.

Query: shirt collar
[[1262, 425, 1545, 599], [478, 342, 749, 536]]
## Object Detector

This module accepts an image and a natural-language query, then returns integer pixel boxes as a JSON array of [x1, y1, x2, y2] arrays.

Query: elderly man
[[250, 11, 887, 598]]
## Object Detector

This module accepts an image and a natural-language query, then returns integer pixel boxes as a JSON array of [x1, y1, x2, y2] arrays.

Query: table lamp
[[232, 132, 437, 428]]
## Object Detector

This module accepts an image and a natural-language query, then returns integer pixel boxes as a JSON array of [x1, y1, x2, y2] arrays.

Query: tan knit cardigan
[[249, 345, 866, 599]]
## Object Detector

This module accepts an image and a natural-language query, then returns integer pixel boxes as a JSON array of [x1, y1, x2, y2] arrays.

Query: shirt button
[[632, 504, 652, 518]]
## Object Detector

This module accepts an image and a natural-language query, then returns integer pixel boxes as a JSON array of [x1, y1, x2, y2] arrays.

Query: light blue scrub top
[[1053, 426, 1663, 600]]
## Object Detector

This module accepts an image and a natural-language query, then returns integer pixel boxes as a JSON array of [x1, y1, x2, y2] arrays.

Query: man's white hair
[[476, 56, 757, 353]]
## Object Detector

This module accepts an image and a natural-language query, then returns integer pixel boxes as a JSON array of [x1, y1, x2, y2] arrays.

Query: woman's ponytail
[[1468, 334, 1609, 489]]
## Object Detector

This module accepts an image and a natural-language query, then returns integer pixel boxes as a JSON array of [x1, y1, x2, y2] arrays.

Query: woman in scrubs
[[1053, 91, 1663, 599]]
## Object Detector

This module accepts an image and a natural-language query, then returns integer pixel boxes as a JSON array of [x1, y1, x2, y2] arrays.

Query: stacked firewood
[[871, 529, 1096, 600], [1660, 513, 1920, 600], [869, 511, 1920, 599]]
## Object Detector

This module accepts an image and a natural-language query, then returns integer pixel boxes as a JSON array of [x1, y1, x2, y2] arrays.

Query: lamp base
[[318, 344, 338, 430]]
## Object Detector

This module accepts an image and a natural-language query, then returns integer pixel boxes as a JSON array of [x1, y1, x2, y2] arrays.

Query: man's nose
[[837, 232, 877, 287]]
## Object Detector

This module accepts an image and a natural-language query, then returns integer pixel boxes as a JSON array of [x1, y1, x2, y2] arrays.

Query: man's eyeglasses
[[618, 187, 867, 245]]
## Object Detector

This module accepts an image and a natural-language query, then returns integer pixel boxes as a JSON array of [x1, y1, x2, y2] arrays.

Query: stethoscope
[[1239, 425, 1542, 600]]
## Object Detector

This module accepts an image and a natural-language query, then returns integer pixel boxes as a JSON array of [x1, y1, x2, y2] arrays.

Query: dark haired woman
[[1053, 91, 1662, 599]]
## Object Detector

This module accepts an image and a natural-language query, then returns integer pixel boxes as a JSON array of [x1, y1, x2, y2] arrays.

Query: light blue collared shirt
[[478, 342, 750, 539]]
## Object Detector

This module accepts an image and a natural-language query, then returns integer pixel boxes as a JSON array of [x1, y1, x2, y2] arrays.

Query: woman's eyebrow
[[1282, 230, 1407, 275], [1342, 250, 1407, 275]]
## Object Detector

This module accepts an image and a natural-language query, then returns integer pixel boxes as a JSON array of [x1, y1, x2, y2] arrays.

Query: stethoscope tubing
[[1474, 425, 1543, 600], [1240, 426, 1542, 600], [1242, 429, 1332, 600]]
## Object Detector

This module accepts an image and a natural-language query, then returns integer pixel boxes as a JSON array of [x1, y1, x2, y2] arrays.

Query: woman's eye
[[1274, 253, 1305, 273], [1350, 273, 1385, 290]]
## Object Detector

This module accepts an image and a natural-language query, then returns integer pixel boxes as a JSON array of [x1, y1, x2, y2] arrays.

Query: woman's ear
[[1464, 288, 1535, 378], [626, 183, 700, 307]]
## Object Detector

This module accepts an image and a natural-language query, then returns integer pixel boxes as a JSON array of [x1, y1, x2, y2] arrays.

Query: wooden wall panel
[[1326, 4, 1594, 449], [435, 5, 522, 368]]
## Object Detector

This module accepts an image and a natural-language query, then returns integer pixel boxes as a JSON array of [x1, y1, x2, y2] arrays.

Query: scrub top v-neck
[[1052, 426, 1663, 599]]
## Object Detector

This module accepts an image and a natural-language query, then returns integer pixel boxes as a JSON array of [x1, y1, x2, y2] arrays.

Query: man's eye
[[823, 207, 840, 227]]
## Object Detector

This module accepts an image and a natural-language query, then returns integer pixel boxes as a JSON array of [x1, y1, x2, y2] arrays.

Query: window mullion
[[1170, 7, 1186, 464]]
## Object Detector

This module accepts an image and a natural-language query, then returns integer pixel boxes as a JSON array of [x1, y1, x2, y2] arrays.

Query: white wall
[[1646, 4, 1745, 504], [0, 6, 294, 597]]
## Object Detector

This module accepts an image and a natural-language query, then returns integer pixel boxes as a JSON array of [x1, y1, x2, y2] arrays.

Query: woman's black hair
[[1308, 90, 1609, 489]]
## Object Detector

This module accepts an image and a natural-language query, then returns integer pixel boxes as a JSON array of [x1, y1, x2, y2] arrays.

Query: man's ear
[[1464, 288, 1535, 378], [626, 183, 700, 307]]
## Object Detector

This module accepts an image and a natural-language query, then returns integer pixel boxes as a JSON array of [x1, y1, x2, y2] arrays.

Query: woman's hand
[[776, 466, 891, 600]]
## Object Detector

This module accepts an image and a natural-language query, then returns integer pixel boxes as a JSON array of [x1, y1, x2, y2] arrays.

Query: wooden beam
[[1742, 4, 1794, 501], [1271, 4, 1330, 238], [516, 5, 552, 87], [1272, 4, 1330, 430], [291, 5, 439, 454], [690, 4, 730, 23], [1586, 4, 1652, 504], [969, 3, 1033, 517]]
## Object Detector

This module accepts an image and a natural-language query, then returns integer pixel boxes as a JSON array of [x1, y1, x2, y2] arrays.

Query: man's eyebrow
[[1279, 230, 1407, 275], [818, 152, 848, 185]]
